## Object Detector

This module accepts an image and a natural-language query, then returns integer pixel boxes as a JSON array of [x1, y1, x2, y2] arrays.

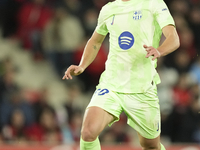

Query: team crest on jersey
[[133, 10, 142, 20]]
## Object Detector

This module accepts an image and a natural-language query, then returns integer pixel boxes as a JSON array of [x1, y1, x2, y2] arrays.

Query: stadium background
[[0, 0, 200, 149]]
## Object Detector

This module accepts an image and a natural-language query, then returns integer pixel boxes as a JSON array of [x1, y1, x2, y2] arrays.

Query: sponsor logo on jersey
[[133, 10, 142, 20], [118, 31, 134, 50]]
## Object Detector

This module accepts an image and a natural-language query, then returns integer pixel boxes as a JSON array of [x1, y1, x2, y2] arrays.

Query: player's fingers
[[143, 44, 148, 48], [62, 75, 66, 80], [152, 56, 157, 60], [67, 72, 73, 79], [65, 67, 74, 79], [145, 47, 151, 51], [146, 52, 152, 58], [145, 52, 149, 58], [65, 74, 72, 80], [62, 70, 69, 79], [146, 49, 157, 58], [63, 73, 69, 80], [63, 74, 70, 80], [63, 65, 82, 80]]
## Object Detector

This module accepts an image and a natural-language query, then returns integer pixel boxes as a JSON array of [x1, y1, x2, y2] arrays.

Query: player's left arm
[[158, 25, 180, 56], [145, 25, 180, 60]]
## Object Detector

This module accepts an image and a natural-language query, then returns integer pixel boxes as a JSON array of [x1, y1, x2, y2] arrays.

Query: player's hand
[[143, 45, 161, 61], [62, 65, 84, 80]]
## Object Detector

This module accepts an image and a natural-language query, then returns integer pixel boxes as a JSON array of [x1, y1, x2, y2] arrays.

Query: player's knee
[[81, 128, 97, 141]]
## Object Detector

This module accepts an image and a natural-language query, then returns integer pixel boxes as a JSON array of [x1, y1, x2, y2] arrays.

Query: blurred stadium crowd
[[0, 0, 200, 147]]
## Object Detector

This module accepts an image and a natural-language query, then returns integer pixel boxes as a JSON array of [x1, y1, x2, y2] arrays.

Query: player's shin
[[80, 137, 101, 150]]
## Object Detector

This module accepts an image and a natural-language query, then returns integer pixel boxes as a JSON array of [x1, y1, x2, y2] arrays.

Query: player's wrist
[[78, 65, 86, 71], [157, 49, 161, 57], [156, 48, 163, 57]]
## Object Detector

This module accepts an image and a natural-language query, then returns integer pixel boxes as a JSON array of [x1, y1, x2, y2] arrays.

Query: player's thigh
[[81, 106, 115, 140], [81, 88, 123, 141], [138, 133, 161, 149], [123, 84, 161, 140]]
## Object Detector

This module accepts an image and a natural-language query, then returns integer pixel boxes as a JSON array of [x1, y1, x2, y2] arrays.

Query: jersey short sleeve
[[152, 0, 175, 29], [95, 7, 109, 36]]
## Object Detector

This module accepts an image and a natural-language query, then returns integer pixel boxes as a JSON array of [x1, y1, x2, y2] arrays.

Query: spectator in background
[[0, 57, 16, 74], [25, 106, 62, 144], [92, 0, 111, 11], [1, 109, 28, 144], [0, 61, 18, 103], [0, 0, 26, 38], [32, 87, 54, 123], [189, 0, 200, 5], [189, 83, 200, 99], [64, 81, 89, 120], [161, 73, 193, 142], [79, 0, 109, 12], [43, 6, 84, 77], [169, 0, 190, 17], [168, 26, 196, 72], [179, 27, 197, 61], [157, 57, 178, 113], [173, 13, 188, 32], [0, 0, 6, 27], [172, 73, 192, 108], [82, 9, 98, 36], [190, 57, 200, 85], [17, 0, 52, 60], [189, 7, 200, 52], [166, 88, 200, 143], [156, 57, 178, 137], [68, 110, 83, 143], [63, 0, 82, 17], [0, 57, 18, 137], [59, 82, 86, 144], [0, 132, 3, 144], [164, 1, 198, 69], [0, 88, 34, 127], [60, 109, 83, 144], [173, 50, 191, 74]]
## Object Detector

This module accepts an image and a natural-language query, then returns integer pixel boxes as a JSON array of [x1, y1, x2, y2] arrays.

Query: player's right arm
[[62, 31, 106, 80], [63, 5, 108, 80]]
